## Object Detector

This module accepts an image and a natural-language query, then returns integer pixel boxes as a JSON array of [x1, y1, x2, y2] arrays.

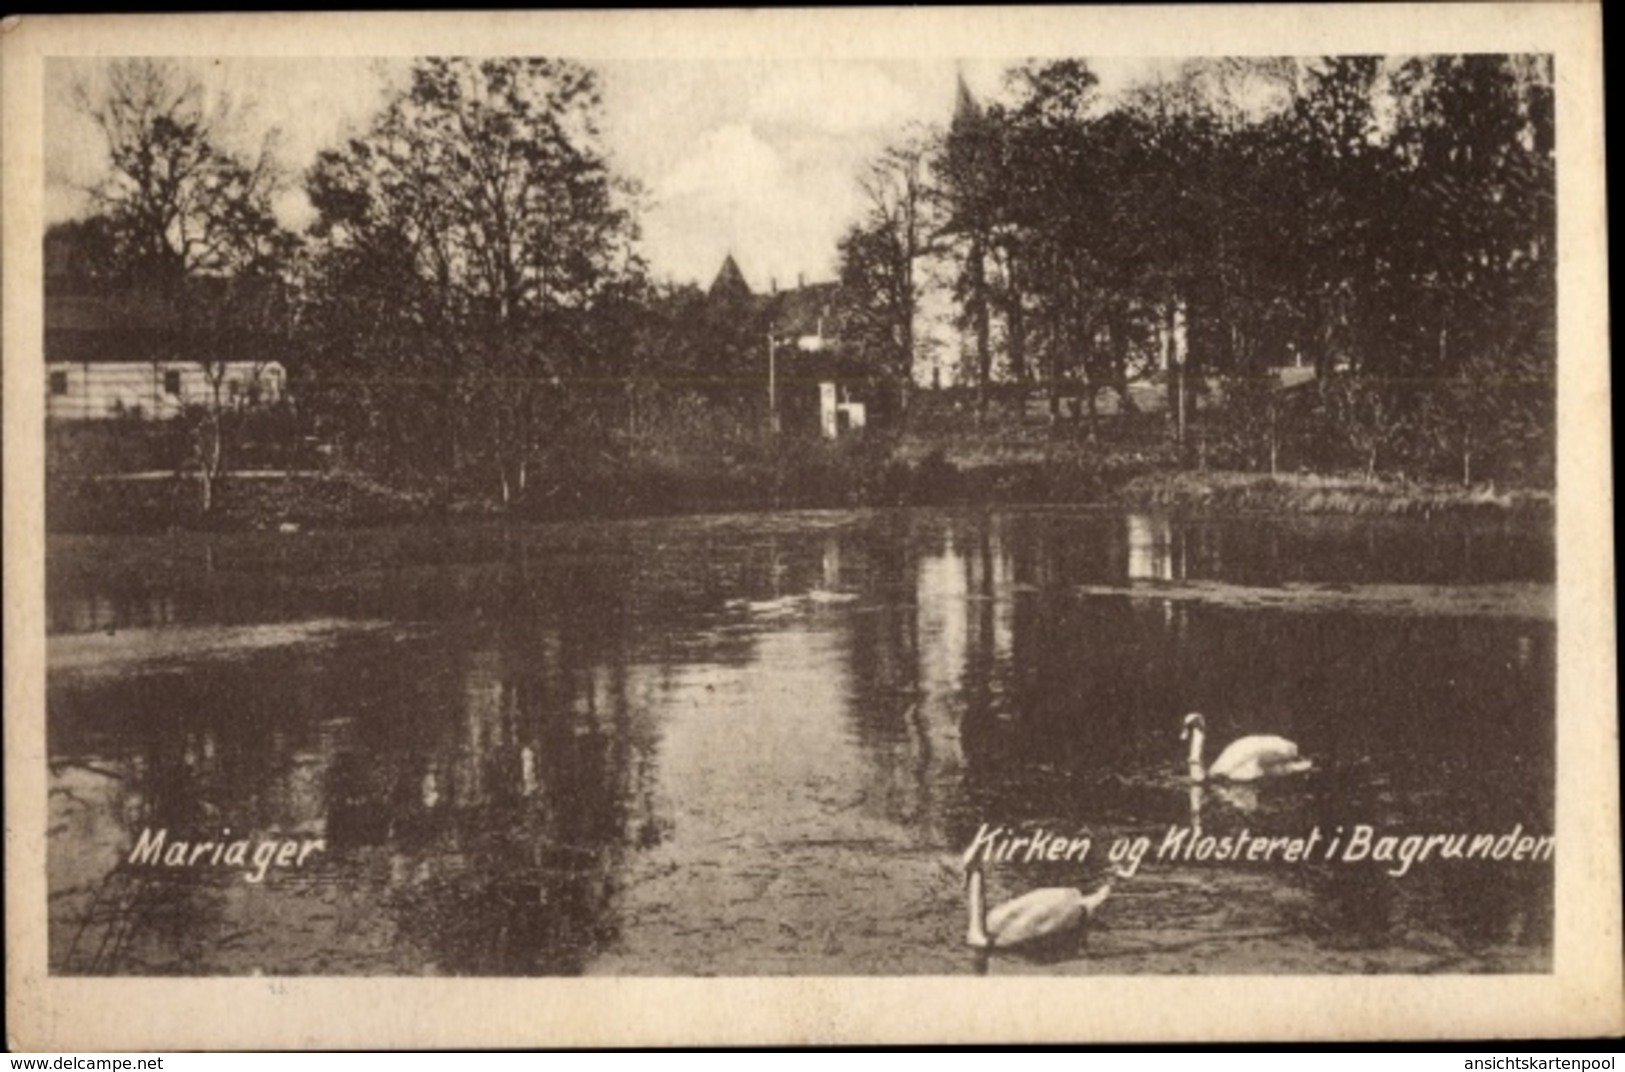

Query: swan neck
[[965, 867, 990, 948], [1187, 727, 1206, 780], [1083, 878, 1114, 914]]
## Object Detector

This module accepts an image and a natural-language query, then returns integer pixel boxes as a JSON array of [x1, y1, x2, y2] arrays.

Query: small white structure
[[838, 399, 866, 435], [45, 283, 292, 422], [819, 383, 838, 439], [47, 360, 286, 421], [817, 383, 867, 440]]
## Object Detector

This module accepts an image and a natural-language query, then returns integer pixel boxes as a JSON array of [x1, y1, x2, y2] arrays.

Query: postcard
[[4, 5, 1616, 1049]]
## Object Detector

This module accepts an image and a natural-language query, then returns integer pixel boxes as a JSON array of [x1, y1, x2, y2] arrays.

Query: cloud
[[747, 63, 919, 136], [45, 57, 994, 289], [44, 57, 396, 226], [645, 119, 853, 289], [602, 59, 976, 287], [658, 122, 784, 202]]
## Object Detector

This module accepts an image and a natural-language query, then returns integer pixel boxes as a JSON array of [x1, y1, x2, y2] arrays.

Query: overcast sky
[[45, 56, 1153, 292]]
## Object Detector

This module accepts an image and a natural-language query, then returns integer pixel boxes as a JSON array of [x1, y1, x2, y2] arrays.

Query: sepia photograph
[[4, 6, 1616, 1049]]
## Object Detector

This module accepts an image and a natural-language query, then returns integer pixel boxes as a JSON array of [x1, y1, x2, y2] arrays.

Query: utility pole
[[1171, 298, 1188, 458], [1177, 351, 1186, 449], [768, 333, 779, 434]]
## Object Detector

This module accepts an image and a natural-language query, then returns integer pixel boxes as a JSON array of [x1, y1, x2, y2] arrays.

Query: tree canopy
[[303, 57, 644, 499], [835, 54, 1555, 483]]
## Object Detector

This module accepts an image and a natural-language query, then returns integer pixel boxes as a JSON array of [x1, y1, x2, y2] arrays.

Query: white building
[[46, 358, 287, 421], [45, 288, 289, 421]]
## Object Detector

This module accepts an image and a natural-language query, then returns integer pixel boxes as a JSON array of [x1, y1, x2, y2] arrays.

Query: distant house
[[45, 259, 290, 422], [708, 255, 876, 439]]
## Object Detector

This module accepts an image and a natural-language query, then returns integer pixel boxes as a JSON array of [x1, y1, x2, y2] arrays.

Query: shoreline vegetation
[[47, 56, 1555, 539], [47, 431, 1553, 536]]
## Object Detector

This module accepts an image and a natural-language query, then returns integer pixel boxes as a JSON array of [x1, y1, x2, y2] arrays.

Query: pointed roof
[[709, 254, 752, 302]]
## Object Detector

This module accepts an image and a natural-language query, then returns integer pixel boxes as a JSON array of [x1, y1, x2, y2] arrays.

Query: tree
[[76, 59, 288, 282], [876, 55, 1552, 484], [305, 57, 642, 503], [1262, 56, 1388, 399], [1003, 58, 1166, 433], [1384, 55, 1555, 484], [999, 59, 1096, 426], [1115, 66, 1241, 454], [935, 76, 1004, 419], [837, 132, 935, 419], [74, 58, 294, 512]]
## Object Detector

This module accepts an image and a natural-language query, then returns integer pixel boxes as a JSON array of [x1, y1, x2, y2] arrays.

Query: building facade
[[45, 272, 290, 422], [709, 255, 874, 439], [46, 356, 286, 422]]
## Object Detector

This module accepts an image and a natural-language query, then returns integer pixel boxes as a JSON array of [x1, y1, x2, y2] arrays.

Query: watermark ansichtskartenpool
[[1465, 1060, 1615, 1070]]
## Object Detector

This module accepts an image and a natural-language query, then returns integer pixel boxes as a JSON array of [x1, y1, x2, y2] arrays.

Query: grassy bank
[[46, 452, 1551, 534], [47, 472, 434, 534], [1111, 470, 1554, 521], [45, 376, 1555, 532]]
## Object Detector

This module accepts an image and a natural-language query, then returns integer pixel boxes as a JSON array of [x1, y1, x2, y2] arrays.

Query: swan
[[1181, 711, 1311, 783], [964, 862, 1129, 953]]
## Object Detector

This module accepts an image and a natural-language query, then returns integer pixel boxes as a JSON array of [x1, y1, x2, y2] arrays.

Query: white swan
[[1181, 712, 1311, 783], [964, 862, 1128, 953]]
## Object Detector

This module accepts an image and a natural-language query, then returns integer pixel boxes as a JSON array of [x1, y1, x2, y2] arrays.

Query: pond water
[[45, 507, 1555, 975]]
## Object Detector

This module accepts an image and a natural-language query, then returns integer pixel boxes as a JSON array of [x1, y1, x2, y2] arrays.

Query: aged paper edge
[[4, 5, 1617, 1050]]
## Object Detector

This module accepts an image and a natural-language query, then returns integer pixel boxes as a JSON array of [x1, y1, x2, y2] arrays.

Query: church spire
[[954, 66, 982, 123]]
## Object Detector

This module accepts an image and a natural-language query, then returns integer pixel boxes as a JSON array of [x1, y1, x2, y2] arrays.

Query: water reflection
[[1127, 514, 1179, 582], [48, 508, 1554, 975]]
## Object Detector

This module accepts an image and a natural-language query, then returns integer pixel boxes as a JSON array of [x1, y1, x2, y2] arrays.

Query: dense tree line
[[64, 56, 807, 508], [66, 58, 296, 510], [837, 56, 1555, 484], [60, 54, 1555, 509], [302, 57, 645, 502]]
